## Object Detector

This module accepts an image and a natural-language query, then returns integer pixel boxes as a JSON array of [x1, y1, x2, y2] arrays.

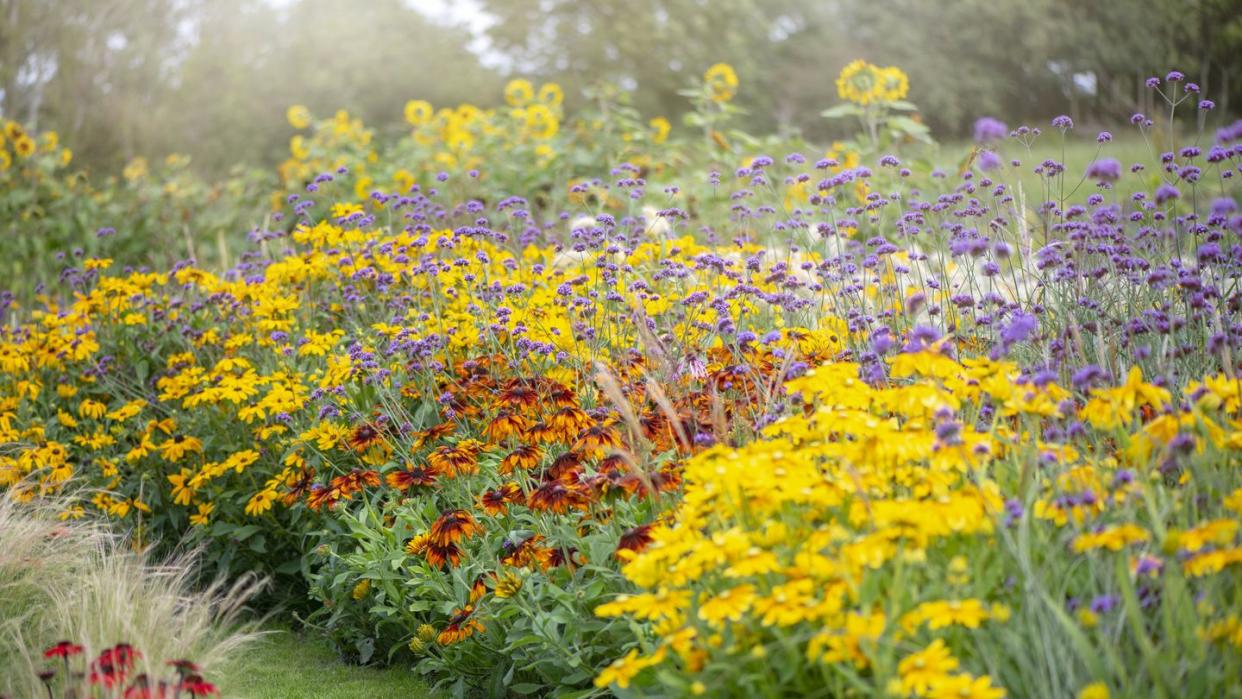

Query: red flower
[[43, 640, 84, 659], [167, 658, 201, 674], [616, 523, 655, 558], [178, 674, 220, 697]]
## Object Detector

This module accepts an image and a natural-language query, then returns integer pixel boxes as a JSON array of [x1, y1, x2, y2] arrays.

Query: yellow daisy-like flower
[[286, 104, 311, 130]]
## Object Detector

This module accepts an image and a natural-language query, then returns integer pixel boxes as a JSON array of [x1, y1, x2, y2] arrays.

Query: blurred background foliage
[[2, 0, 1240, 177]]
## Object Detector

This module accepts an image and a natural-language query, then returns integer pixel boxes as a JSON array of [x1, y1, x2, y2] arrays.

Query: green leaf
[[821, 104, 863, 119]]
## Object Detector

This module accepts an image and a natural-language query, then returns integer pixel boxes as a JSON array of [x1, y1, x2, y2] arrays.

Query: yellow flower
[[352, 579, 371, 600], [494, 573, 523, 598], [537, 82, 563, 108], [836, 60, 881, 106], [649, 117, 671, 144], [1078, 682, 1110, 699], [898, 639, 959, 696], [78, 399, 108, 419], [123, 157, 148, 181], [928, 674, 1006, 699], [287, 104, 311, 129], [1071, 523, 1149, 553], [504, 78, 535, 107], [593, 647, 666, 689], [704, 63, 739, 103], [595, 590, 688, 621], [189, 502, 214, 526], [697, 584, 756, 626], [245, 488, 278, 516], [158, 435, 203, 463], [876, 66, 910, 101], [14, 135, 35, 158], [404, 99, 434, 126]]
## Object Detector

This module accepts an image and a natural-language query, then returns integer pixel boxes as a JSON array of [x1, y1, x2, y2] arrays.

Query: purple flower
[[1071, 364, 1106, 390], [1086, 158, 1121, 183], [1090, 594, 1119, 614], [973, 116, 1008, 143], [1155, 183, 1180, 205], [1052, 115, 1074, 130], [1001, 312, 1038, 346], [978, 149, 1002, 172], [1166, 70, 1184, 82]]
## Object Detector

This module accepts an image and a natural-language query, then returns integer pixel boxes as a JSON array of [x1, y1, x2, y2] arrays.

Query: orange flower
[[386, 463, 439, 490], [479, 482, 523, 515], [528, 481, 589, 514], [549, 406, 592, 437], [484, 411, 529, 442], [429, 509, 484, 546], [499, 382, 539, 409], [574, 422, 622, 455], [427, 442, 481, 476], [347, 423, 384, 452], [437, 605, 484, 645], [424, 540, 463, 569], [500, 444, 542, 474]]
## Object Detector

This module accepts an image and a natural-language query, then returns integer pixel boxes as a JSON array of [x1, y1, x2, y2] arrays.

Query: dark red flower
[[43, 640, 84, 659], [177, 674, 219, 697]]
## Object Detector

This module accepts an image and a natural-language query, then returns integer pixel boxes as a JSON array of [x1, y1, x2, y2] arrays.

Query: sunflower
[[437, 605, 485, 645], [704, 63, 739, 103], [500, 444, 542, 474], [13, 135, 35, 158]]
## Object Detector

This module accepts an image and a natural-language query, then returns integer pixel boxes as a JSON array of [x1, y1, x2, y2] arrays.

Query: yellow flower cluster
[[836, 59, 910, 106], [595, 344, 1242, 693]]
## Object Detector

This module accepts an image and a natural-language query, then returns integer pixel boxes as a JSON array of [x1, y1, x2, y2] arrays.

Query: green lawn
[[218, 627, 438, 699]]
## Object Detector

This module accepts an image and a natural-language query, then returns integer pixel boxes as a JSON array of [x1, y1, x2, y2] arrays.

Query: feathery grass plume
[[0, 492, 266, 697]]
